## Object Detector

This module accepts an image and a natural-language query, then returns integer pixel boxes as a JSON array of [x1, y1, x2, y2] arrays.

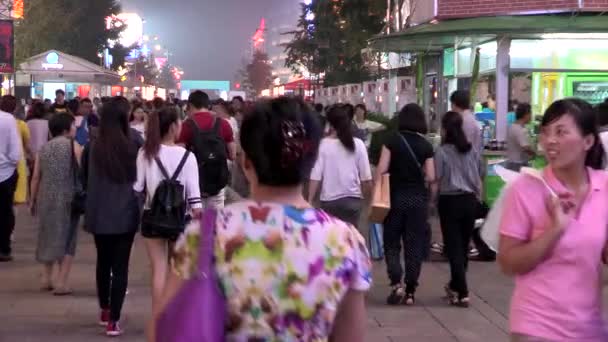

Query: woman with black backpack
[[133, 106, 201, 321], [81, 97, 142, 336]]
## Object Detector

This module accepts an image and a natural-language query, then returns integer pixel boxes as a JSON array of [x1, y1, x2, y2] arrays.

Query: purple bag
[[156, 210, 226, 342]]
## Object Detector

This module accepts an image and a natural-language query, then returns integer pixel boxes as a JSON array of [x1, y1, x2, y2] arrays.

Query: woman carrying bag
[[153, 97, 372, 342], [374, 103, 436, 306]]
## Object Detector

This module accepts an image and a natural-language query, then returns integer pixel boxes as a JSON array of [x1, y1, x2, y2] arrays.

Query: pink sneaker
[[106, 321, 123, 337], [99, 309, 110, 326]]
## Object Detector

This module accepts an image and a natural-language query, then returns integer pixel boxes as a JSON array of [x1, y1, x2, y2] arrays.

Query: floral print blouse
[[173, 201, 372, 341]]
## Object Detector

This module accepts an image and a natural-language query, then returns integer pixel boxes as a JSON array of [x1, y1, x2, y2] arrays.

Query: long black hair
[[144, 106, 179, 161], [92, 97, 138, 184], [541, 98, 604, 170], [441, 111, 472, 154], [240, 97, 322, 187], [326, 105, 355, 152]]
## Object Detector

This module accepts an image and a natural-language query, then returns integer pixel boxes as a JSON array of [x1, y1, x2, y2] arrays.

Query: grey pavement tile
[[0, 210, 560, 342]]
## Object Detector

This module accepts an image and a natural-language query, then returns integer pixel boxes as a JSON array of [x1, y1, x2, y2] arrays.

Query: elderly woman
[[30, 113, 82, 295]]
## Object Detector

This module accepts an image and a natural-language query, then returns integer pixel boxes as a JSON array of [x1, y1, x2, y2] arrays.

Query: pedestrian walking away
[[309, 105, 373, 229], [134, 105, 202, 321], [178, 90, 236, 209], [435, 111, 484, 308], [153, 97, 372, 342], [81, 97, 143, 337], [29, 113, 82, 295], [374, 103, 436, 306], [0, 100, 21, 262], [499, 99, 608, 341]]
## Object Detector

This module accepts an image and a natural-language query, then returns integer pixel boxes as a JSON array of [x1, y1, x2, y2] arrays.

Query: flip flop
[[53, 288, 73, 296]]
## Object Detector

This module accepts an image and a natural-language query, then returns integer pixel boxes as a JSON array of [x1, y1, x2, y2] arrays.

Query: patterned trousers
[[383, 190, 430, 292]]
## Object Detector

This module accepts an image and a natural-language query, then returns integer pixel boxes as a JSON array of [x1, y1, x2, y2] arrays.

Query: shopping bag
[[368, 223, 384, 261], [480, 165, 520, 253], [369, 174, 390, 223]]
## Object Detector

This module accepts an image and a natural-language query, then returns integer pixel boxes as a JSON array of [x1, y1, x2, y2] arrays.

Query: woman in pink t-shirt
[[499, 99, 608, 342]]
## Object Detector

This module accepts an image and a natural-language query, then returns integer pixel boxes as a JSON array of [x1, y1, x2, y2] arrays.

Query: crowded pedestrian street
[[4, 0, 608, 341], [2, 211, 524, 342]]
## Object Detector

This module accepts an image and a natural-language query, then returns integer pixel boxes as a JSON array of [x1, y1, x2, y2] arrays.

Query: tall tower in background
[[264, 0, 300, 83], [251, 18, 266, 54]]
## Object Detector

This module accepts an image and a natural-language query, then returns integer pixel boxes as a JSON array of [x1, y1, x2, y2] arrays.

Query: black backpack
[[141, 151, 191, 240], [187, 118, 229, 197]]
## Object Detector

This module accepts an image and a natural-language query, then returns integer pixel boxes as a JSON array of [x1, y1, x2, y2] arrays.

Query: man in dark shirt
[[51, 89, 68, 113], [80, 97, 99, 127]]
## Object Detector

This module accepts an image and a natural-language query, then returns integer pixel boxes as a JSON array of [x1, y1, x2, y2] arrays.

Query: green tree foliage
[[127, 56, 158, 85], [156, 63, 177, 90], [246, 50, 273, 96], [284, 0, 386, 87], [15, 0, 126, 69]]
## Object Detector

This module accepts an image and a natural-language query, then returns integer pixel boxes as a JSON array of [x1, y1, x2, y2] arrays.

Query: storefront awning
[[369, 14, 608, 53], [18, 50, 120, 84]]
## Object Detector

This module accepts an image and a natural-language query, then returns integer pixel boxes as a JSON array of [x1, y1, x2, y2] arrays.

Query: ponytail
[[143, 110, 161, 161], [143, 106, 180, 161], [326, 106, 355, 152]]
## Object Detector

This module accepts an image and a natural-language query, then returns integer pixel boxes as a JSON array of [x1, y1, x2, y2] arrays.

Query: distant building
[[264, 0, 300, 84]]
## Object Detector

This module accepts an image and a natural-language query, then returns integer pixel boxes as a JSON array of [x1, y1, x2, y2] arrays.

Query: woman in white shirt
[[133, 106, 201, 318], [129, 104, 146, 139], [309, 105, 373, 229]]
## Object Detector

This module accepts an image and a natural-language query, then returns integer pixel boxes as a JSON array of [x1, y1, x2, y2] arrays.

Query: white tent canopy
[[18, 50, 119, 84]]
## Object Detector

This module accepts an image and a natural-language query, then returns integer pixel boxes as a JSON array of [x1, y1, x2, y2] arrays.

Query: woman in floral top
[[156, 97, 372, 341]]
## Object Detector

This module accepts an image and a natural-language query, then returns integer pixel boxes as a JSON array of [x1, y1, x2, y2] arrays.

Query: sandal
[[386, 285, 406, 305], [53, 287, 73, 296], [449, 296, 470, 308], [404, 293, 415, 306]]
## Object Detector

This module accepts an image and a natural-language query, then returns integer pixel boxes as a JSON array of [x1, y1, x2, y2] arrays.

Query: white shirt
[[0, 110, 21, 182], [310, 138, 372, 202], [134, 144, 202, 209]]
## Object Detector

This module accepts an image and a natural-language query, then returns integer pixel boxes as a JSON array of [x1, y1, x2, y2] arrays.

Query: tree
[[284, 0, 386, 87], [14, 0, 127, 69], [156, 63, 177, 90], [246, 50, 273, 97], [234, 58, 255, 99]]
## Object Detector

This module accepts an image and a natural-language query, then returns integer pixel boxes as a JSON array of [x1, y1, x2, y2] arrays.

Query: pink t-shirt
[[500, 167, 608, 341]]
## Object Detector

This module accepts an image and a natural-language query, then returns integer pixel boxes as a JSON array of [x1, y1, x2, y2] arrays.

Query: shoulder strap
[[187, 118, 201, 134], [171, 150, 191, 181], [154, 156, 171, 180], [212, 117, 221, 134], [399, 133, 423, 175], [198, 209, 218, 274]]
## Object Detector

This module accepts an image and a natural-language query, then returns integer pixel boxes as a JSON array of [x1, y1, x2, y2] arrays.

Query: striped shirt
[[435, 144, 484, 196]]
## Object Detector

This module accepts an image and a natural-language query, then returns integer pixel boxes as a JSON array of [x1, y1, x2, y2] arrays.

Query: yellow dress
[[14, 120, 30, 204]]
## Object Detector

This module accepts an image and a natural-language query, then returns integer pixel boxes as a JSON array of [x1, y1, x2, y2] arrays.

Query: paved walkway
[[1, 209, 524, 341]]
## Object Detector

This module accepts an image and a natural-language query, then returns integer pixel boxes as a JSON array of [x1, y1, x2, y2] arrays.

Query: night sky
[[121, 0, 297, 81]]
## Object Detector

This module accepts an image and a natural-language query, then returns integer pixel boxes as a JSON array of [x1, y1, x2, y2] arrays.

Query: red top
[[178, 111, 234, 159]]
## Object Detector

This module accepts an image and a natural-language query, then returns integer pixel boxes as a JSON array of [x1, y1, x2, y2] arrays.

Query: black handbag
[[70, 140, 86, 215]]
